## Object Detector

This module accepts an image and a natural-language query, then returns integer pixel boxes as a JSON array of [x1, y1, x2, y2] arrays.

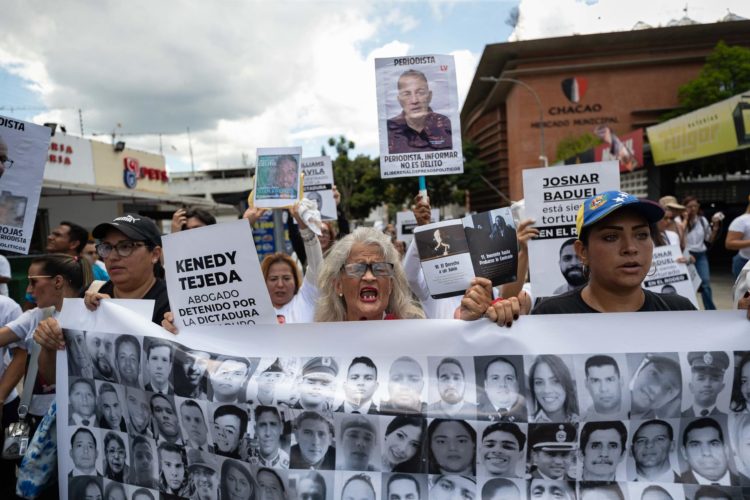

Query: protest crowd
[[0, 180, 742, 500], [1, 50, 750, 500]]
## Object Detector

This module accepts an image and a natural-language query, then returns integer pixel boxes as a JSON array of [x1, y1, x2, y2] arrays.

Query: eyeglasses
[[96, 240, 146, 258], [27, 275, 53, 287], [1, 159, 13, 169], [341, 262, 394, 278]]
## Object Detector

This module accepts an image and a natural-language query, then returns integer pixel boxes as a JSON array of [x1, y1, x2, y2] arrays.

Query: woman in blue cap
[[490, 191, 696, 321]]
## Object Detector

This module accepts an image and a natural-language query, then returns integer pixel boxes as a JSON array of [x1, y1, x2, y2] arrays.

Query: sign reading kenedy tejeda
[[56, 299, 750, 500], [163, 219, 276, 328], [301, 156, 336, 221], [375, 54, 463, 178], [523, 161, 620, 298], [642, 244, 700, 309], [0, 115, 51, 254], [252, 147, 302, 208]]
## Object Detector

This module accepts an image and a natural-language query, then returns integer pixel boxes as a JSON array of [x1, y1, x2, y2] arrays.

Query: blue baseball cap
[[575, 191, 664, 239]]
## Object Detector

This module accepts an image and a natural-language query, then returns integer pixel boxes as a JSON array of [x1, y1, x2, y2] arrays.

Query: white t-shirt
[[679, 215, 710, 253], [0, 296, 24, 403], [7, 306, 58, 348], [728, 213, 750, 259], [0, 255, 10, 296]]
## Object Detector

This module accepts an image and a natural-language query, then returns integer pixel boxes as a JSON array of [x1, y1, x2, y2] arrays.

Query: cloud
[[510, 0, 750, 41]]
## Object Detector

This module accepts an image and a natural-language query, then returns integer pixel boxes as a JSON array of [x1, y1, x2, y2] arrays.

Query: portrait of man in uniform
[[387, 69, 452, 154], [476, 356, 527, 423], [254, 358, 287, 406], [682, 351, 730, 417], [527, 423, 577, 481], [427, 357, 477, 420], [294, 357, 339, 412]]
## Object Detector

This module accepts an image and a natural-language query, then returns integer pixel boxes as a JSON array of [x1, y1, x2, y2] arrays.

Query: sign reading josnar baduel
[[0, 115, 51, 254], [523, 161, 620, 298], [163, 219, 276, 328], [375, 54, 463, 178]]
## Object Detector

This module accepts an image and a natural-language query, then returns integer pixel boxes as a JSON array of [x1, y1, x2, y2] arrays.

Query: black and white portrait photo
[[336, 415, 380, 471], [339, 357, 380, 414], [68, 426, 101, 477], [143, 338, 175, 395], [681, 351, 731, 417], [174, 348, 212, 399], [476, 422, 526, 478], [575, 353, 630, 422], [628, 353, 682, 419], [380, 356, 427, 416], [427, 356, 477, 421], [96, 381, 127, 431], [115, 334, 141, 388], [290, 411, 336, 470], [475, 356, 527, 423]]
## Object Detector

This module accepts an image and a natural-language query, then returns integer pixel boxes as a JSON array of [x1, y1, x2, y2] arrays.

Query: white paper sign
[[163, 219, 276, 328], [0, 115, 51, 253], [301, 156, 336, 220], [252, 147, 302, 208], [523, 161, 620, 298], [375, 54, 463, 178], [395, 208, 439, 245], [56, 301, 750, 500], [642, 244, 700, 308]]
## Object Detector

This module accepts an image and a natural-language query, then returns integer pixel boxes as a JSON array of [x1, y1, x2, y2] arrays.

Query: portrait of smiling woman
[[381, 415, 427, 473], [527, 354, 579, 424]]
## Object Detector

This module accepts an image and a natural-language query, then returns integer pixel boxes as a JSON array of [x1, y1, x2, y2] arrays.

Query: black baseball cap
[[93, 214, 162, 247]]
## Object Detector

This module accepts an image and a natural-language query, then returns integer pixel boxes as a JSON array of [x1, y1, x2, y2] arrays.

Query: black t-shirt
[[531, 287, 696, 315], [98, 279, 171, 325]]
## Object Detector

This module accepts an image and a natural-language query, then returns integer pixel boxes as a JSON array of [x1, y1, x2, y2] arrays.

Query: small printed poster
[[395, 208, 439, 245], [375, 54, 463, 178], [301, 156, 336, 220], [0, 115, 51, 253], [414, 208, 518, 298], [523, 161, 620, 298], [642, 244, 700, 308], [163, 219, 276, 328], [252, 147, 302, 208]]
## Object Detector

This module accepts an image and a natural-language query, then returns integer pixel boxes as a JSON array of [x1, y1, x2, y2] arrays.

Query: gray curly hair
[[315, 227, 424, 322]]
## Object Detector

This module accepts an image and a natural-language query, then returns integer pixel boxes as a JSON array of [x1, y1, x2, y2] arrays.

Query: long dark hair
[[385, 415, 427, 473], [427, 418, 476, 475], [32, 253, 93, 295], [731, 352, 750, 412], [528, 354, 579, 420]]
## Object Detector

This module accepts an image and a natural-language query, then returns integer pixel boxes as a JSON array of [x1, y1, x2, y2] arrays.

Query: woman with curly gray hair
[[315, 227, 425, 321]]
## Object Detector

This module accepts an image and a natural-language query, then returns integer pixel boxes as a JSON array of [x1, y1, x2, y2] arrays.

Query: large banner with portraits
[[0, 115, 51, 253], [57, 301, 750, 500], [523, 161, 620, 299], [375, 55, 463, 179]]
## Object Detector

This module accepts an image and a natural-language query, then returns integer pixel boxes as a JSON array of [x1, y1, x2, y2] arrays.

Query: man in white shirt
[[68, 427, 100, 477], [679, 417, 739, 486], [630, 419, 679, 483]]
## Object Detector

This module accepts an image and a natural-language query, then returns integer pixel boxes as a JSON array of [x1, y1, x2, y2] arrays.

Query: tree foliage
[[555, 132, 602, 163], [667, 41, 750, 118]]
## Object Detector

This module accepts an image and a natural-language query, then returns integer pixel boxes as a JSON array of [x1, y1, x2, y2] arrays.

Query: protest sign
[[375, 54, 463, 178], [0, 115, 51, 253], [252, 147, 302, 208], [163, 219, 276, 328], [57, 300, 749, 500], [301, 156, 336, 220], [395, 208, 439, 245], [523, 161, 620, 298], [642, 244, 700, 308], [414, 208, 518, 298]]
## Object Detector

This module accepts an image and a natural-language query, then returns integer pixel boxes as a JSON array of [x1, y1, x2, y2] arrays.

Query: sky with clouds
[[1, 0, 748, 173]]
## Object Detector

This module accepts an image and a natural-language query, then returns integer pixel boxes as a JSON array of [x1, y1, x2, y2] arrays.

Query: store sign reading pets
[[123, 157, 168, 189]]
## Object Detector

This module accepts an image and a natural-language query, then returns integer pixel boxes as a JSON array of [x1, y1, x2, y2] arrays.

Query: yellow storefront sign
[[647, 92, 750, 165]]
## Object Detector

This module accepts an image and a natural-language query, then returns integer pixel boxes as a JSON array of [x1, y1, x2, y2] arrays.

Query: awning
[[646, 92, 750, 165], [41, 179, 236, 212]]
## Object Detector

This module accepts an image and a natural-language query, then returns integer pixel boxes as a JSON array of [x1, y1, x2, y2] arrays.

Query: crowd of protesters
[[0, 187, 745, 499]]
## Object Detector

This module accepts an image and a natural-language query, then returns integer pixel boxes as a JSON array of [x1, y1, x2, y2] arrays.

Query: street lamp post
[[480, 76, 548, 167]]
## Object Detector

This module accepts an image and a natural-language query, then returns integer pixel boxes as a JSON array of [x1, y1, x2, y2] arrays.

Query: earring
[[338, 293, 343, 298]]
